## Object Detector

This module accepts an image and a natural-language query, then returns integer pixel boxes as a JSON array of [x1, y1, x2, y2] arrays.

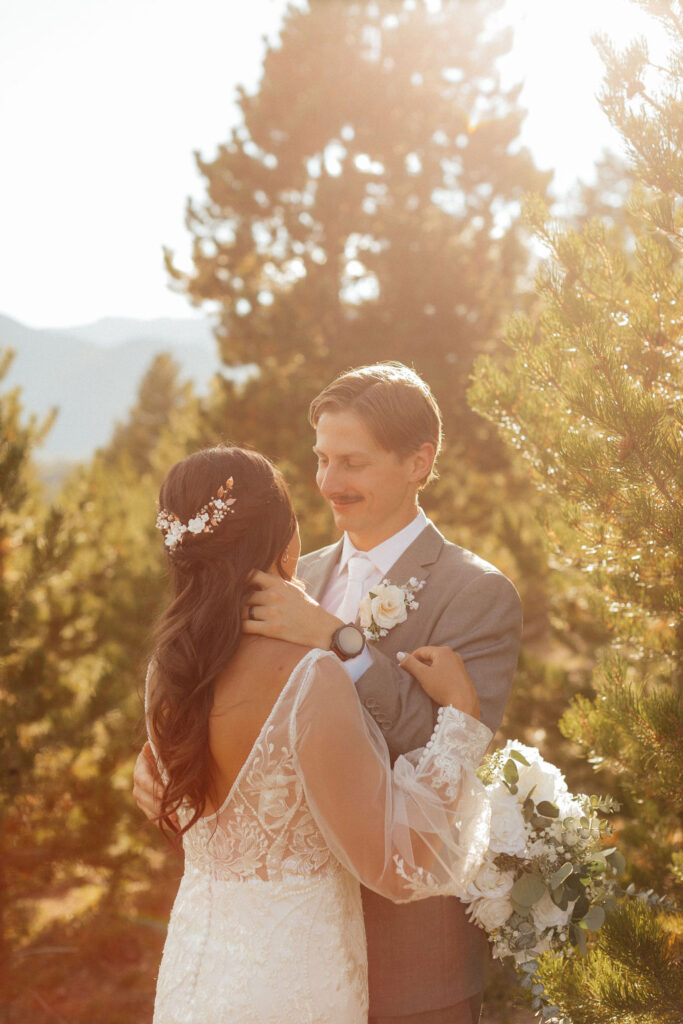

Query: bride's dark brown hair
[[148, 446, 296, 835]]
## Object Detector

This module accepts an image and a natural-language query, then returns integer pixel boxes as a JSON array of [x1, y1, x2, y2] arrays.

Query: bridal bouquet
[[464, 740, 624, 1023]]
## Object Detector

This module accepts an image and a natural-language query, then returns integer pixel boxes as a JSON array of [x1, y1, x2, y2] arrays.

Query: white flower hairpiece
[[155, 477, 237, 550]]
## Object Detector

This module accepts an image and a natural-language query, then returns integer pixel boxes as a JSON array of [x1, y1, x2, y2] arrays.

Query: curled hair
[[148, 446, 296, 834]]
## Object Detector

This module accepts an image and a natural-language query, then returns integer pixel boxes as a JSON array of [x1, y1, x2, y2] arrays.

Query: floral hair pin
[[156, 477, 236, 550], [358, 577, 426, 641]]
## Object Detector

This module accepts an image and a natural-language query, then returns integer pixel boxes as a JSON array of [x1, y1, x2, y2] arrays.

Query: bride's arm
[[133, 661, 179, 830], [289, 651, 492, 904]]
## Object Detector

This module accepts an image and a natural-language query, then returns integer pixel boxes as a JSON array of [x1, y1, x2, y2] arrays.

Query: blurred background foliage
[[1, 1, 680, 1021]]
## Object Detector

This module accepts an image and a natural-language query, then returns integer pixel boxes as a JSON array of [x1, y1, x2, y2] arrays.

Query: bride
[[145, 445, 493, 1024]]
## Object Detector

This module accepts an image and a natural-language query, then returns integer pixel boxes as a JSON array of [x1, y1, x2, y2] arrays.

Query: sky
[[0, 0, 666, 329]]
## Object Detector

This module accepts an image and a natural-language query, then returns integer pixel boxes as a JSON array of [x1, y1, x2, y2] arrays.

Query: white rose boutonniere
[[358, 577, 426, 641]]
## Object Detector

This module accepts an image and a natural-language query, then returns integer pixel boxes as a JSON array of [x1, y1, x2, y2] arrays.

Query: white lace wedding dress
[[148, 648, 492, 1024]]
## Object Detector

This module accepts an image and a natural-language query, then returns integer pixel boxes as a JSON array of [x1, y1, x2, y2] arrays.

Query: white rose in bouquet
[[468, 896, 514, 931], [487, 787, 528, 855], [370, 585, 409, 630], [516, 758, 568, 806], [469, 861, 515, 901], [531, 890, 573, 931], [497, 740, 567, 806]]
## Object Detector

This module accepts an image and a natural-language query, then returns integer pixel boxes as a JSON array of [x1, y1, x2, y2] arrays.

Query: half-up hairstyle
[[148, 446, 296, 835]]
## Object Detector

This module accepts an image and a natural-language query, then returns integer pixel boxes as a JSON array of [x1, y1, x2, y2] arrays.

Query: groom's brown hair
[[309, 362, 442, 485]]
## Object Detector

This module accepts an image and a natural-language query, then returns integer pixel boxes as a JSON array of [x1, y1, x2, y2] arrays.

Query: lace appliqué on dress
[[181, 725, 331, 884], [391, 706, 493, 900], [417, 706, 492, 798]]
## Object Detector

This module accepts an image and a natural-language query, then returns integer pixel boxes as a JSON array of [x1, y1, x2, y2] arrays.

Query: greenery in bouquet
[[466, 742, 626, 1022]]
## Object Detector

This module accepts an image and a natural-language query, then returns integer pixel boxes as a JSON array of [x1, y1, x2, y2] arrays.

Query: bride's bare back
[[204, 636, 312, 815]]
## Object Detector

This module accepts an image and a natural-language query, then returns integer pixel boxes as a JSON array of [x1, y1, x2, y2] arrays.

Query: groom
[[243, 362, 521, 1024], [134, 362, 522, 1023]]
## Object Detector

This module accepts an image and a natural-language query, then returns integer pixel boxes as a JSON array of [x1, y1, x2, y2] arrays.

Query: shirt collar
[[339, 508, 429, 576]]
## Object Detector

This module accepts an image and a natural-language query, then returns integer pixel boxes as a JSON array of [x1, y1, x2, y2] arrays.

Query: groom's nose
[[317, 462, 342, 497]]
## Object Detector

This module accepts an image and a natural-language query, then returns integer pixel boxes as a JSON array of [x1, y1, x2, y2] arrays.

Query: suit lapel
[[298, 539, 343, 602], [367, 522, 445, 647], [379, 521, 444, 588]]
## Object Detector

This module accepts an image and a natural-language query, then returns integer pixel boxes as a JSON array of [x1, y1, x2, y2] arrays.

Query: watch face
[[338, 624, 365, 657]]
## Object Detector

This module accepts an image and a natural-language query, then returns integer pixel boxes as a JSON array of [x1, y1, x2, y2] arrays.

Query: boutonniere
[[358, 577, 426, 641]]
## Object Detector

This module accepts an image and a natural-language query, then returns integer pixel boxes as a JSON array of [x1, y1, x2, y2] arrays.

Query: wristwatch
[[329, 623, 366, 661]]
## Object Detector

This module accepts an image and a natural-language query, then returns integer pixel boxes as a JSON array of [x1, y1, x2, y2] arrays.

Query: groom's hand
[[242, 570, 343, 649]]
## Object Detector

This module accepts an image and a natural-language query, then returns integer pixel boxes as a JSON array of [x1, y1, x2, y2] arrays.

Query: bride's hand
[[397, 646, 481, 720]]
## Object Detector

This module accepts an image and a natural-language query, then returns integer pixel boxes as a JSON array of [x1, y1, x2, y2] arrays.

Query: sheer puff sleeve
[[289, 650, 493, 904]]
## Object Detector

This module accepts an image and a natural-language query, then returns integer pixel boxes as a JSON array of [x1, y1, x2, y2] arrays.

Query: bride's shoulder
[[232, 637, 315, 679]]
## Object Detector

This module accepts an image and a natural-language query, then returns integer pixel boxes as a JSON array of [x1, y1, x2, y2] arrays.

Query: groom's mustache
[[326, 493, 364, 506]]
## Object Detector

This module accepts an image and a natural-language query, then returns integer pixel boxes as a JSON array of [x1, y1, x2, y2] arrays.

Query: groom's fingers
[[241, 617, 268, 634], [249, 569, 274, 588]]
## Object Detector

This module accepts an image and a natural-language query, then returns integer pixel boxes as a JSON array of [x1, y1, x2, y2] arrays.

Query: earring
[[282, 552, 289, 563]]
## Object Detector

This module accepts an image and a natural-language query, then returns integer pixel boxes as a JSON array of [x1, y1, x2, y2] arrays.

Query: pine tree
[[103, 353, 193, 475], [0, 352, 172, 1007], [165, 0, 548, 443], [469, 2, 682, 1018]]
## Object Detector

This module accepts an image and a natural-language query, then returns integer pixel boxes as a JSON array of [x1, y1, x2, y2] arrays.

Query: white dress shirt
[[320, 508, 429, 682]]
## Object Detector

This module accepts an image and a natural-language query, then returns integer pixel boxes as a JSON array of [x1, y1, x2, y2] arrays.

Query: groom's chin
[[329, 507, 357, 531]]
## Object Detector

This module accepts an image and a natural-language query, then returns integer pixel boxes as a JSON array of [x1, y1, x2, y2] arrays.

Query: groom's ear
[[407, 443, 436, 487]]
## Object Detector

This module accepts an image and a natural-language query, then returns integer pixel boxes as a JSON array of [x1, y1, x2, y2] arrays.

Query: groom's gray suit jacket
[[297, 522, 522, 1018]]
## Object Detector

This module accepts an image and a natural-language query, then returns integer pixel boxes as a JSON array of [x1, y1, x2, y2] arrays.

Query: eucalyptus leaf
[[550, 862, 573, 888], [564, 875, 583, 900], [536, 800, 560, 818], [582, 905, 606, 931], [520, 960, 539, 973], [511, 900, 531, 919], [606, 849, 626, 873], [503, 759, 519, 784], [514, 930, 538, 950], [532, 983, 545, 995], [572, 894, 590, 920], [509, 749, 530, 766], [511, 873, 546, 906], [551, 885, 569, 910]]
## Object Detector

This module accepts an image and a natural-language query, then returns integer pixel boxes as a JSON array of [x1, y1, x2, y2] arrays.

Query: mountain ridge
[[0, 312, 227, 462]]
